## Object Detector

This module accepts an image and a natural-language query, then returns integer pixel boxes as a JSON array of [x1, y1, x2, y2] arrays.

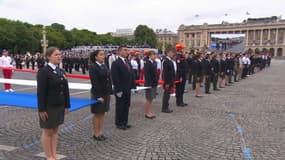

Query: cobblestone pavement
[[0, 60, 285, 160]]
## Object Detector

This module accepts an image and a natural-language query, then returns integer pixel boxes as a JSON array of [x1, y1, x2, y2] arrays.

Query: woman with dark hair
[[37, 47, 70, 160], [89, 50, 112, 141]]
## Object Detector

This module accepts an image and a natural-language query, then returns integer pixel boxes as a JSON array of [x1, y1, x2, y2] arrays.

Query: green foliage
[[0, 18, 162, 53], [157, 41, 173, 53], [134, 25, 157, 47], [0, 18, 136, 54]]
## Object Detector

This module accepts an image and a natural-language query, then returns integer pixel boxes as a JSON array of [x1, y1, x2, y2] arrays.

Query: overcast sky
[[0, 0, 284, 34]]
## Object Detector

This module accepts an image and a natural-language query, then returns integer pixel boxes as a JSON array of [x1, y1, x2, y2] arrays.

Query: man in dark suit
[[211, 53, 220, 91], [175, 52, 188, 106], [111, 45, 136, 130], [162, 49, 176, 113], [204, 54, 213, 94]]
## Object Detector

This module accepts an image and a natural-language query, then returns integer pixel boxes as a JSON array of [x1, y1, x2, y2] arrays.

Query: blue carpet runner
[[0, 92, 97, 112]]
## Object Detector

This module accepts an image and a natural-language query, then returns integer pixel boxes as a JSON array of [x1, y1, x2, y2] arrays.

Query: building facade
[[178, 16, 285, 57], [111, 28, 134, 40], [156, 29, 178, 46]]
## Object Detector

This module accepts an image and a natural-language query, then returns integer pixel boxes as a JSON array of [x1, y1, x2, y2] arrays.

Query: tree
[[134, 25, 157, 47]]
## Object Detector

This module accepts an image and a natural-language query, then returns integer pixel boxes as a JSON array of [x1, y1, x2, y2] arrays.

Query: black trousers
[[162, 85, 171, 111], [212, 73, 219, 90], [26, 62, 30, 69], [64, 64, 68, 72], [188, 70, 193, 84], [81, 65, 86, 74], [176, 76, 186, 104], [229, 70, 233, 83], [31, 62, 35, 70], [68, 65, 73, 74], [205, 75, 211, 93], [192, 75, 197, 90], [115, 92, 131, 126]]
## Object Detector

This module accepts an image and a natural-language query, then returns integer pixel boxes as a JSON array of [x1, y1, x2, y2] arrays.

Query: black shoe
[[145, 115, 156, 119], [93, 135, 106, 141], [182, 103, 188, 106], [214, 89, 221, 91], [195, 95, 203, 98], [177, 104, 185, 107], [116, 125, 127, 130], [162, 109, 173, 113], [125, 124, 132, 129], [100, 135, 107, 140], [205, 92, 212, 94]]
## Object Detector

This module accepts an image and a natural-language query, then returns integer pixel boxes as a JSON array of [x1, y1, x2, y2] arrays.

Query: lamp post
[[41, 26, 48, 55], [162, 28, 167, 55]]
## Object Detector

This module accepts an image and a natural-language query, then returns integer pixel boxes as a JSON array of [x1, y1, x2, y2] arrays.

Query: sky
[[0, 0, 284, 34]]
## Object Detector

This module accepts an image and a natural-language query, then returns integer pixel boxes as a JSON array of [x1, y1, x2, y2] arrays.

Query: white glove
[[116, 92, 123, 98]]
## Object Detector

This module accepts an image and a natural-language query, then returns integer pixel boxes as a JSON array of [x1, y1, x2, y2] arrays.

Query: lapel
[[118, 58, 130, 72], [47, 65, 58, 75]]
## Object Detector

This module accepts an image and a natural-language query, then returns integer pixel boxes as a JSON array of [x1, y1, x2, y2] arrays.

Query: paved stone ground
[[0, 60, 284, 160]]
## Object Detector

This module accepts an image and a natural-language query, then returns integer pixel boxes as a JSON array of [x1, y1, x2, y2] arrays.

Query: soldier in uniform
[[233, 54, 240, 82], [25, 53, 31, 69], [67, 55, 74, 74], [175, 43, 188, 106], [80, 55, 86, 74], [31, 55, 36, 70], [211, 53, 220, 91], [62, 55, 68, 72], [15, 54, 22, 69], [36, 54, 46, 69], [161, 48, 176, 113], [219, 53, 226, 88], [204, 53, 213, 94]]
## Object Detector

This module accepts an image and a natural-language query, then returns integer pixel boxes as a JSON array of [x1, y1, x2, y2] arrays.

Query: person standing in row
[[89, 50, 112, 141], [204, 54, 213, 94], [161, 49, 176, 113], [175, 50, 188, 107], [111, 45, 136, 130], [37, 47, 70, 160], [211, 53, 220, 91], [144, 51, 158, 119], [192, 53, 203, 97], [219, 53, 226, 88], [0, 49, 14, 92]]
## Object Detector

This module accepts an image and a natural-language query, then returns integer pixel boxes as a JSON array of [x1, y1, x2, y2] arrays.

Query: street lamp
[[162, 28, 167, 55], [41, 26, 48, 55]]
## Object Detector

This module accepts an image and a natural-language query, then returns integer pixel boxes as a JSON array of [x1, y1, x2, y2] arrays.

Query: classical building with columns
[[178, 16, 285, 57]]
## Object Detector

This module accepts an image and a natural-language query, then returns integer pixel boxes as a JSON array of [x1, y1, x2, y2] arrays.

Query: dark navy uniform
[[211, 56, 220, 90], [192, 58, 203, 90], [187, 56, 193, 84], [175, 53, 188, 106], [204, 57, 213, 93], [37, 63, 70, 129], [162, 57, 175, 112]]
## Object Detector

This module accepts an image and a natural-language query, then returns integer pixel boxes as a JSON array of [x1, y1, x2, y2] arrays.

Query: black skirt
[[90, 94, 110, 113], [39, 105, 65, 129]]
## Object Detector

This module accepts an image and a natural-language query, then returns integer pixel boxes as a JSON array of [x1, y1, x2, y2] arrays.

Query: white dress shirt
[[0, 55, 13, 68]]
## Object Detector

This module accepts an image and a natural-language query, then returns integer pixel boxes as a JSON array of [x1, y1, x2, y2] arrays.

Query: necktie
[[124, 59, 130, 71], [55, 67, 61, 76]]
